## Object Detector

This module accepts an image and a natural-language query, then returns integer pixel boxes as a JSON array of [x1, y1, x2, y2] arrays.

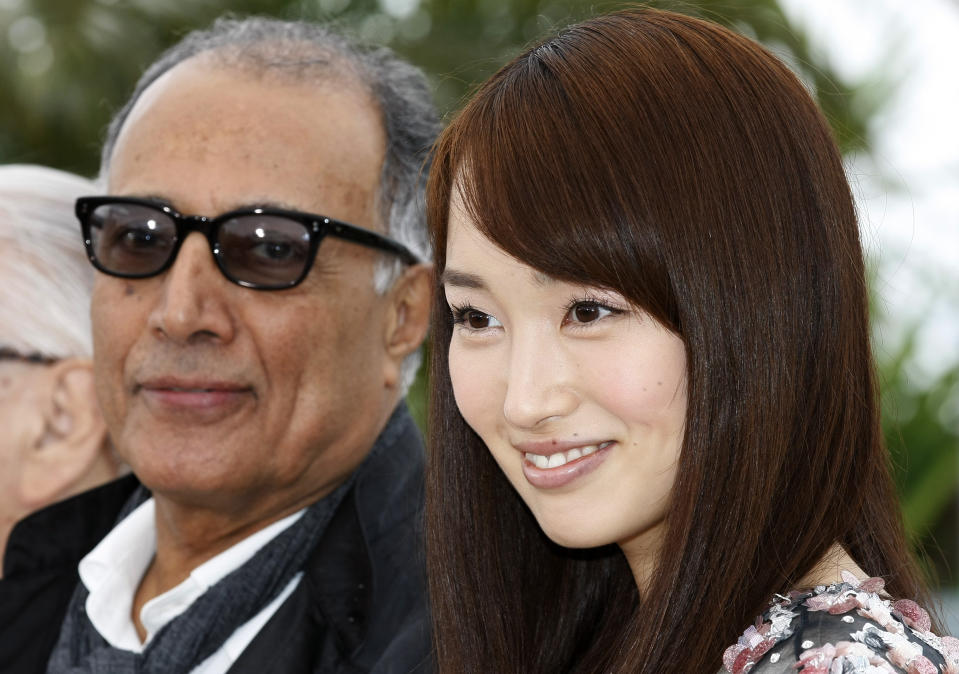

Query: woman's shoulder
[[721, 572, 959, 674]]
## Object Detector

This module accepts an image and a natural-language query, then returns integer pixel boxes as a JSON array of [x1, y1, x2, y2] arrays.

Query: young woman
[[425, 8, 957, 673]]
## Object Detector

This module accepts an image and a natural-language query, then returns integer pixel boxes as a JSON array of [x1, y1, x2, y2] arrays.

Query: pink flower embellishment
[[826, 597, 859, 615], [722, 643, 743, 673], [893, 599, 932, 632], [794, 643, 835, 672], [804, 594, 836, 612], [859, 576, 886, 594], [906, 655, 939, 674], [724, 635, 777, 673], [940, 635, 959, 672]]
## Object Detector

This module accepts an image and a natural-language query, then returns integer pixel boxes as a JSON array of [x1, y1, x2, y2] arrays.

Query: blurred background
[[2, 0, 956, 625]]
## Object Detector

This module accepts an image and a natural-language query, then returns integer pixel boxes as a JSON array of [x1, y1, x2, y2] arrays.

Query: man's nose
[[502, 331, 579, 430], [147, 233, 236, 344]]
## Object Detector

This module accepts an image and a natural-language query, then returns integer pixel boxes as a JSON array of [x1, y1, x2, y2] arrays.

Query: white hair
[[0, 165, 98, 359]]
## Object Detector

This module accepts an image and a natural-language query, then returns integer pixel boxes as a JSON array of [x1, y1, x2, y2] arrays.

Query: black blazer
[[0, 406, 431, 674]]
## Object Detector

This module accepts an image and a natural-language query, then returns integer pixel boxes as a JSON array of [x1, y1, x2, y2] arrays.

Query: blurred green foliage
[[879, 303, 959, 586], [0, 0, 882, 174], [2, 0, 955, 584]]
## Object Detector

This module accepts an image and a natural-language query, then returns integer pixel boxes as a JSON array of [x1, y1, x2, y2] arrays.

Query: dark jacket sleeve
[[369, 614, 431, 674], [0, 476, 139, 674]]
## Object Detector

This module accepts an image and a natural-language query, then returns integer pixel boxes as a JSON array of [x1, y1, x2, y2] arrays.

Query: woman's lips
[[520, 441, 615, 489]]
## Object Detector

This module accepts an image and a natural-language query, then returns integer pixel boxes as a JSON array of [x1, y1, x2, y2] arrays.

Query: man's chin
[[135, 469, 266, 513], [122, 442, 261, 503]]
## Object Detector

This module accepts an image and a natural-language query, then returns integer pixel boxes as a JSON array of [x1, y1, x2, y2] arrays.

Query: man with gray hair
[[0, 17, 439, 674]]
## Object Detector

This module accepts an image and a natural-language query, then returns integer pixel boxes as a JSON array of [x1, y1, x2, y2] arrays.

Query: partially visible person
[[0, 164, 120, 574], [425, 8, 958, 673]]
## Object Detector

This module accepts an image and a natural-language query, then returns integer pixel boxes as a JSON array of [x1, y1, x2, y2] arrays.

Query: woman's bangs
[[442, 47, 676, 329]]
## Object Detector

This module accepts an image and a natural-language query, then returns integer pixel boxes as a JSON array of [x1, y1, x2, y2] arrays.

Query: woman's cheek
[[448, 342, 482, 428], [449, 340, 506, 444]]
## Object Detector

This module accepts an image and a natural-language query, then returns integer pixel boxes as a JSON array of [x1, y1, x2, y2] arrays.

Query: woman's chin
[[536, 517, 614, 550]]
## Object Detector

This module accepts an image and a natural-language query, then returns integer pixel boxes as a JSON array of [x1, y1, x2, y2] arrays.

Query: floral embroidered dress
[[721, 571, 959, 674]]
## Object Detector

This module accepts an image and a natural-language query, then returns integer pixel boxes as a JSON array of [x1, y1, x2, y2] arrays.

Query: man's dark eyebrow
[[441, 269, 486, 289]]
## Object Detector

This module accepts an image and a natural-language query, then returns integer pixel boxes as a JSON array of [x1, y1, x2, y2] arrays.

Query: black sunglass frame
[[76, 196, 420, 290]]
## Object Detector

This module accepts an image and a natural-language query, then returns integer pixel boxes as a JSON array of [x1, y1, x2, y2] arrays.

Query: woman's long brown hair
[[425, 8, 931, 672]]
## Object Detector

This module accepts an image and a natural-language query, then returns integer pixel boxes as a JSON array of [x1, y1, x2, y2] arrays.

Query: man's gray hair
[[99, 16, 441, 391], [0, 165, 98, 360]]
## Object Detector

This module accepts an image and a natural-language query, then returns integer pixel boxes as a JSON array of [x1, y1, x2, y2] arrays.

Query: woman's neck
[[618, 524, 666, 597], [622, 540, 868, 600], [796, 542, 869, 589]]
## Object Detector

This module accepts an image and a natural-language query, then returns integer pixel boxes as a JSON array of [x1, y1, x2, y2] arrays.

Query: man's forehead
[[106, 54, 386, 227], [115, 54, 376, 154]]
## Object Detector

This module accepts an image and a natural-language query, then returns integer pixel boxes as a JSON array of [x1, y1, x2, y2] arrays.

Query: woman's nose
[[502, 332, 579, 430]]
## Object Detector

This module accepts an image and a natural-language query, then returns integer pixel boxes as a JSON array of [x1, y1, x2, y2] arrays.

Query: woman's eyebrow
[[441, 268, 486, 289]]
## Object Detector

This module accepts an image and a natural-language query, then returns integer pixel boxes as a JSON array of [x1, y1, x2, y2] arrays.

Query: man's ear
[[18, 358, 112, 509], [382, 263, 433, 390]]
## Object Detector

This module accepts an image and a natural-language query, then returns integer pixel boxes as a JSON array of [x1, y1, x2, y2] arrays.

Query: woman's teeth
[[524, 442, 612, 469]]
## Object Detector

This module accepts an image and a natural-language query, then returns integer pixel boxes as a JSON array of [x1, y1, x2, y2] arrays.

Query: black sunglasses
[[76, 196, 419, 290]]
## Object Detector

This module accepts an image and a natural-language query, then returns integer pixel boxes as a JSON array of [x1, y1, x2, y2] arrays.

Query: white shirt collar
[[78, 497, 305, 653]]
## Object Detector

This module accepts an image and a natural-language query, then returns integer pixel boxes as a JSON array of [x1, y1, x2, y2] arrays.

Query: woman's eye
[[451, 305, 502, 331], [566, 301, 616, 325], [466, 311, 492, 329]]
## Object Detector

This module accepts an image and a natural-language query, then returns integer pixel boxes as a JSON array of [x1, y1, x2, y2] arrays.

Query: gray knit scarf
[[45, 406, 406, 674]]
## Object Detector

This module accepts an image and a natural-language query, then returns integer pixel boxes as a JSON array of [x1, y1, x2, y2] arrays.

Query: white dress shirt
[[78, 498, 306, 674]]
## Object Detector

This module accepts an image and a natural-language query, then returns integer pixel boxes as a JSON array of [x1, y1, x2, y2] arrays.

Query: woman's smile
[[520, 440, 616, 489]]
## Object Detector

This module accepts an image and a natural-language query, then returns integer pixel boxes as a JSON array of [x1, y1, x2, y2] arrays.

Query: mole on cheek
[[125, 284, 136, 297]]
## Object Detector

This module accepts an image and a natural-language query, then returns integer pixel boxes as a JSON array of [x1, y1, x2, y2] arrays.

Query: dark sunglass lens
[[88, 203, 177, 276], [217, 215, 311, 288]]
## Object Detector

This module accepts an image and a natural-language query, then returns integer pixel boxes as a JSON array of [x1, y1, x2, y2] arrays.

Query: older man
[[0, 18, 438, 674], [0, 165, 121, 573]]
